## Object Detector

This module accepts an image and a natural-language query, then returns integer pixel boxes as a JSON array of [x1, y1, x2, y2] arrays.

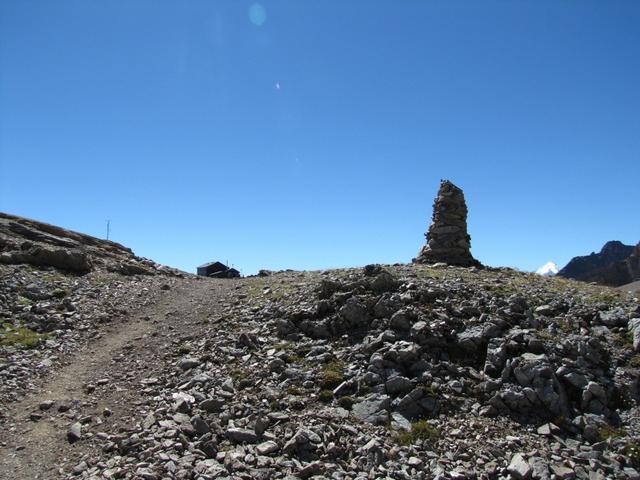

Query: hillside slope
[[0, 212, 180, 276], [620, 280, 640, 295], [2, 215, 640, 479]]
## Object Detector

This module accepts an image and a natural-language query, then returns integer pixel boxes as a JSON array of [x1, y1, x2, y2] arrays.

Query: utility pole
[[106, 220, 110, 240]]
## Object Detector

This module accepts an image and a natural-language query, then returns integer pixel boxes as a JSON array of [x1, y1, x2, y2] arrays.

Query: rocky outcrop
[[558, 241, 639, 286], [611, 242, 640, 282], [0, 245, 91, 273], [0, 212, 182, 276], [414, 180, 481, 267]]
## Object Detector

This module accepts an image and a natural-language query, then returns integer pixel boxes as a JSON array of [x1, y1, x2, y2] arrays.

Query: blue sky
[[1, 1, 638, 275]]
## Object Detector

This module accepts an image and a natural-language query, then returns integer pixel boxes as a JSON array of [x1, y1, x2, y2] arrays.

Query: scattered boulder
[[67, 422, 82, 443], [508, 453, 532, 479]]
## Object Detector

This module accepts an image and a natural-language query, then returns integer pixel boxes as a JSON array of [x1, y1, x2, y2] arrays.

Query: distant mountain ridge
[[557, 240, 640, 286]]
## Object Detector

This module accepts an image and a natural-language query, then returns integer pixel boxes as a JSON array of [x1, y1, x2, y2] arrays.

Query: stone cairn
[[414, 180, 482, 267]]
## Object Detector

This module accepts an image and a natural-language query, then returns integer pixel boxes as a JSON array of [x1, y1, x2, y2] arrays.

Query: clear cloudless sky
[[1, 1, 639, 275]]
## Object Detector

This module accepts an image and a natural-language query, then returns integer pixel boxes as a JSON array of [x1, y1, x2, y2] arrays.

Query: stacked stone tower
[[414, 180, 482, 267]]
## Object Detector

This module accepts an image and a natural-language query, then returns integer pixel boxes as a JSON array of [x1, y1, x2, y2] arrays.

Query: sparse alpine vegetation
[[0, 322, 47, 348]]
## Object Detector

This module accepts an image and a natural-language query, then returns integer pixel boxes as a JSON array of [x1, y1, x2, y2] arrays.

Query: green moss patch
[[624, 441, 640, 468], [0, 323, 47, 348], [318, 390, 334, 403], [394, 420, 440, 446], [597, 424, 627, 441], [337, 396, 354, 409], [319, 360, 345, 389]]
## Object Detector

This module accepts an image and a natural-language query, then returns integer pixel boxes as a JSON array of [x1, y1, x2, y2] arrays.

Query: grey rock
[[390, 411, 412, 431], [134, 468, 159, 480], [390, 309, 414, 331], [598, 307, 627, 327], [339, 297, 370, 328], [283, 428, 321, 454], [178, 357, 200, 370], [256, 440, 279, 455], [67, 422, 82, 443], [508, 453, 532, 479], [39, 400, 55, 411], [191, 415, 210, 435], [457, 323, 502, 352], [199, 397, 224, 413], [297, 461, 324, 479], [0, 246, 92, 273], [385, 375, 413, 395], [351, 394, 390, 424], [484, 337, 507, 377], [529, 456, 550, 480], [563, 371, 589, 389], [629, 318, 640, 351], [536, 423, 560, 436], [221, 377, 234, 392], [226, 428, 259, 443], [550, 464, 574, 479], [268, 358, 286, 372], [370, 271, 398, 294], [535, 305, 554, 316]]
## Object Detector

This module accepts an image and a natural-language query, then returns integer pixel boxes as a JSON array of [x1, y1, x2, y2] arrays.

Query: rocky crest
[[590, 243, 640, 288], [414, 180, 482, 268], [558, 241, 639, 287]]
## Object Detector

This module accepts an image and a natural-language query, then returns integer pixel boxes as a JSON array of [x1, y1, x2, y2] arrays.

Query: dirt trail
[[0, 277, 231, 480]]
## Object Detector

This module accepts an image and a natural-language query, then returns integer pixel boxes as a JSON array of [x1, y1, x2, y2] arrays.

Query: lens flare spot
[[248, 3, 267, 26]]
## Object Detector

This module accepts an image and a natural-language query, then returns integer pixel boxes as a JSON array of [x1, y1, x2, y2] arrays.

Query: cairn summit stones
[[414, 180, 482, 267]]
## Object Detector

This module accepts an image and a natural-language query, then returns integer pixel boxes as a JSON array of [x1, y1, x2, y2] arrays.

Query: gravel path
[[0, 277, 232, 479]]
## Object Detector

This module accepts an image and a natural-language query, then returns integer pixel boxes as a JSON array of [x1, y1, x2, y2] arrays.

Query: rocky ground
[[2, 214, 640, 479], [1, 257, 640, 479]]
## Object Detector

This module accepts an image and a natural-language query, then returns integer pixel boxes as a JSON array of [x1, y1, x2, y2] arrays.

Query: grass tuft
[[176, 345, 192, 355], [337, 396, 354, 409], [0, 323, 47, 348], [318, 390, 334, 403], [627, 355, 640, 368], [394, 420, 440, 446], [287, 386, 302, 396], [319, 360, 345, 389], [613, 332, 634, 348], [597, 424, 627, 441], [624, 441, 640, 468]]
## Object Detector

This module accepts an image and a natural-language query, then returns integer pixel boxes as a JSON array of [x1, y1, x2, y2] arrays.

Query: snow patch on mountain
[[536, 261, 559, 276]]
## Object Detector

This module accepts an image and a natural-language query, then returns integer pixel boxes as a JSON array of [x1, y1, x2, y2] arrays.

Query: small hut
[[197, 261, 240, 278]]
